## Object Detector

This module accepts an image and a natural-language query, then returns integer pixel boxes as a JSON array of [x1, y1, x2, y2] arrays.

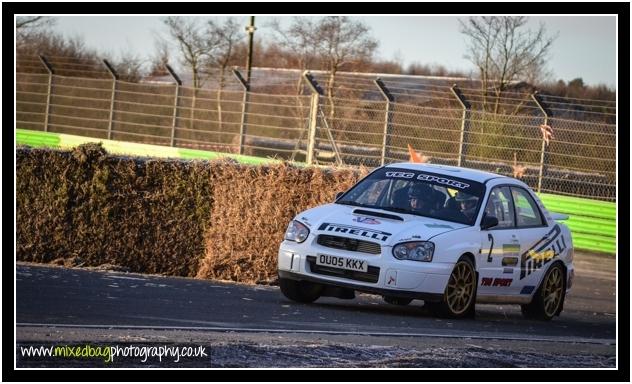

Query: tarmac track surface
[[15, 251, 616, 368]]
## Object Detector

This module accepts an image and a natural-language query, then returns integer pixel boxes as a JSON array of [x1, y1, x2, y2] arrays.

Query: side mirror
[[480, 215, 499, 230], [335, 191, 344, 201]]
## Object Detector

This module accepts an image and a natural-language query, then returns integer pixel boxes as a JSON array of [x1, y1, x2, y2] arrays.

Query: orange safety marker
[[407, 144, 428, 163]]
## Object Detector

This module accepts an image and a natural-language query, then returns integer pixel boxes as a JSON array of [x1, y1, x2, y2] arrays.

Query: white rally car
[[278, 163, 574, 319]]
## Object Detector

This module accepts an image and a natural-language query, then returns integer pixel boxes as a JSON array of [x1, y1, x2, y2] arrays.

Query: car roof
[[385, 162, 510, 184]]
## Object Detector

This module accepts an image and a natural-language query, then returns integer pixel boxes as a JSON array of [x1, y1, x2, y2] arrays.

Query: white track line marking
[[16, 323, 615, 346]]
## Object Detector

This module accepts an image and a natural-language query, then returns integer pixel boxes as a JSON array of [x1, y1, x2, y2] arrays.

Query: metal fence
[[16, 55, 616, 201]]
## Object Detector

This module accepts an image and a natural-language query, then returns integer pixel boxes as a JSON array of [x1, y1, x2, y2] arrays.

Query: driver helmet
[[455, 192, 478, 210], [408, 183, 431, 210]]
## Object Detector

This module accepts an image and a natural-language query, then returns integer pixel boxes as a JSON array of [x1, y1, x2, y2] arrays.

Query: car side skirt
[[476, 294, 532, 304]]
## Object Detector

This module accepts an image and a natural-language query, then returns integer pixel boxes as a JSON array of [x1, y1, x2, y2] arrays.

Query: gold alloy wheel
[[543, 267, 563, 317], [445, 261, 476, 315]]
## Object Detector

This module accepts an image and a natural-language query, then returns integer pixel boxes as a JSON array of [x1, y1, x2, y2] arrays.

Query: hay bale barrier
[[197, 163, 365, 284], [17, 144, 214, 277], [16, 144, 365, 282]]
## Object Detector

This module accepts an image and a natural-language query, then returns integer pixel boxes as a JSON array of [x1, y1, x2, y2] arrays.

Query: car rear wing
[[550, 212, 569, 221]]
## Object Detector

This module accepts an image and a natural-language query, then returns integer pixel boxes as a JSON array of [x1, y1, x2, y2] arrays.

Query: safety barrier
[[16, 129, 616, 254], [538, 193, 616, 254], [16, 128, 280, 165]]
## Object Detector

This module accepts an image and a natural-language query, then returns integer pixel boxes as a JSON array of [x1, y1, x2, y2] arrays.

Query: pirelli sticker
[[318, 223, 392, 242]]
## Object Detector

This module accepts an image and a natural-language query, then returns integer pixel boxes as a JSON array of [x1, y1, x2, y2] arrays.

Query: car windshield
[[336, 167, 486, 225]]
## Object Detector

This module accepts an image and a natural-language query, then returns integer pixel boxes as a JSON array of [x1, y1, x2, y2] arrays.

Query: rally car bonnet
[[296, 203, 468, 246]]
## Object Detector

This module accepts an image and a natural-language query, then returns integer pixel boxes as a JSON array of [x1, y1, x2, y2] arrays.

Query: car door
[[510, 186, 562, 297], [478, 186, 521, 296]]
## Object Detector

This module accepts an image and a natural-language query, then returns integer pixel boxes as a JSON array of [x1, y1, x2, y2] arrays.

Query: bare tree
[[162, 17, 223, 130], [315, 17, 378, 101], [163, 16, 218, 89], [18, 30, 87, 56], [16, 16, 55, 38], [16, 29, 107, 78], [206, 17, 243, 131], [459, 16, 557, 114], [16, 17, 59, 64], [15, 17, 83, 60], [313, 16, 378, 151], [207, 18, 242, 87], [270, 17, 377, 157], [269, 17, 320, 94], [148, 38, 172, 77], [110, 52, 145, 82], [270, 16, 377, 97], [268, 17, 322, 151]]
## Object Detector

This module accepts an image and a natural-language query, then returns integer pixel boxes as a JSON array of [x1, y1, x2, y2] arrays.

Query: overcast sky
[[48, 15, 617, 88]]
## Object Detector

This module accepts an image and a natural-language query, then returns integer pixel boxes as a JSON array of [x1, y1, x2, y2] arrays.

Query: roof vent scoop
[[353, 209, 404, 221]]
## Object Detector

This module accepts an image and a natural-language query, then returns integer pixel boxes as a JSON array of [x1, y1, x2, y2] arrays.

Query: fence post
[[38, 55, 54, 132], [232, 69, 250, 155], [166, 64, 182, 147], [303, 71, 324, 165], [450, 84, 471, 167], [374, 78, 394, 166], [102, 59, 118, 140], [531, 91, 551, 193]]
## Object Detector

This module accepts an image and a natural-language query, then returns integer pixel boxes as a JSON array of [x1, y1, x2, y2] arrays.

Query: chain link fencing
[[16, 56, 616, 201]]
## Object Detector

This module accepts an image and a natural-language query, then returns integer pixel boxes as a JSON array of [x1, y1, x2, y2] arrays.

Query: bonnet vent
[[353, 209, 404, 221]]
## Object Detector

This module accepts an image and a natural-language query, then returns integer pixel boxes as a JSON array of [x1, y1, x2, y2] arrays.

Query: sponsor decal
[[318, 223, 392, 242], [481, 277, 512, 287], [528, 249, 556, 261], [520, 285, 535, 294], [416, 173, 470, 189], [353, 217, 381, 225], [503, 267, 514, 274], [503, 244, 520, 257], [384, 171, 471, 190], [424, 224, 453, 229], [502, 257, 519, 266], [519, 225, 567, 280], [485, 242, 520, 264], [301, 217, 311, 226], [397, 235, 423, 242], [386, 271, 397, 287], [385, 171, 415, 179]]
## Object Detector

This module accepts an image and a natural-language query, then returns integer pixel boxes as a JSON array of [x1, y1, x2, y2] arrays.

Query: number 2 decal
[[487, 233, 494, 262]]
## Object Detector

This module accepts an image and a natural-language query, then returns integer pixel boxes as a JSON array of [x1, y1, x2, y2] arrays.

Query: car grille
[[306, 256, 380, 283], [316, 235, 381, 254]]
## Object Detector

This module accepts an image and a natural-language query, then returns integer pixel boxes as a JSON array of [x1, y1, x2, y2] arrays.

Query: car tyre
[[279, 277, 322, 303], [521, 263, 565, 321], [432, 258, 477, 318], [383, 296, 413, 306]]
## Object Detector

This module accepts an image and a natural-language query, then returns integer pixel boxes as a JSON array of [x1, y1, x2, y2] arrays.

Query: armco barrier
[[15, 129, 281, 166], [16, 129, 616, 254], [537, 194, 616, 254]]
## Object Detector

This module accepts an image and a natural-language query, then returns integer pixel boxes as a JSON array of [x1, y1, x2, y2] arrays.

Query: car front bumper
[[278, 238, 454, 300]]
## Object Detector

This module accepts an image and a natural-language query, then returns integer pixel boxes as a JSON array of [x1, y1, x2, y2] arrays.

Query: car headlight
[[284, 220, 310, 243], [392, 241, 434, 262]]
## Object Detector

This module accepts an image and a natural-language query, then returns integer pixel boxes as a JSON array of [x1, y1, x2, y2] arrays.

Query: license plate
[[316, 254, 368, 272]]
